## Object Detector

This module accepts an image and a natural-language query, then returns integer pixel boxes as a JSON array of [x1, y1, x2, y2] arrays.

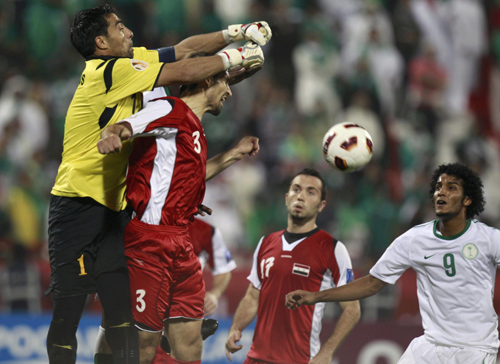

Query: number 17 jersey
[[247, 229, 354, 363]]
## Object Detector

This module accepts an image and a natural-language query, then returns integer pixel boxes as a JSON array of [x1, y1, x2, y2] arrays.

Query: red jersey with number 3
[[247, 229, 354, 363], [122, 97, 207, 226]]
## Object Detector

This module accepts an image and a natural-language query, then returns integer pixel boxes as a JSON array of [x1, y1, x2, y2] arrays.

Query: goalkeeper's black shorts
[[47, 195, 131, 298]]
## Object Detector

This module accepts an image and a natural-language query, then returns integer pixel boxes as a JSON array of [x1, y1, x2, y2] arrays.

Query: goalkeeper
[[47, 3, 271, 364]]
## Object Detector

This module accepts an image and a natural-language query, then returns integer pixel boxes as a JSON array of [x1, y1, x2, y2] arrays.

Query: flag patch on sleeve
[[225, 249, 233, 263], [292, 263, 310, 277], [346, 268, 354, 283]]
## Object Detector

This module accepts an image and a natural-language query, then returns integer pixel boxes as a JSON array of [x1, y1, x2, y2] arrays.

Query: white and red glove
[[223, 21, 272, 46], [217, 42, 264, 70]]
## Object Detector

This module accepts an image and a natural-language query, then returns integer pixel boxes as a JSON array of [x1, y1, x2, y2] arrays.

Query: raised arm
[[156, 42, 264, 87], [311, 300, 360, 364], [156, 55, 226, 86], [225, 284, 260, 361], [286, 275, 387, 308], [174, 22, 272, 60], [173, 32, 227, 60], [206, 136, 259, 181], [155, 21, 271, 86]]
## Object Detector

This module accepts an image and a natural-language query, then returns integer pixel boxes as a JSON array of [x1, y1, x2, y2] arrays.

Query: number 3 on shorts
[[136, 289, 146, 312]]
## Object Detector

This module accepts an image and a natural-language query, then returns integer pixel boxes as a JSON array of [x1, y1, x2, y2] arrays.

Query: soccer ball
[[322, 122, 374, 172]]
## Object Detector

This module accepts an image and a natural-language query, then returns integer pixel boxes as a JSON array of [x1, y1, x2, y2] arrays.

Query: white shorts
[[399, 336, 496, 364]]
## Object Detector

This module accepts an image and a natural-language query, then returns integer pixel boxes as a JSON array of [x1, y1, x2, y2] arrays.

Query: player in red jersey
[[97, 68, 258, 364], [187, 218, 237, 315], [151, 217, 237, 363], [225, 168, 361, 364], [95, 217, 236, 362]]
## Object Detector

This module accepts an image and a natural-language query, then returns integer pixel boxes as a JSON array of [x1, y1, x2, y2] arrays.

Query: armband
[[157, 47, 176, 63]]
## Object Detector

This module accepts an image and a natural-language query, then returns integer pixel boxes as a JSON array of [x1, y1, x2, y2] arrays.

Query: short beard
[[436, 210, 459, 222], [290, 212, 307, 225], [207, 106, 221, 116]]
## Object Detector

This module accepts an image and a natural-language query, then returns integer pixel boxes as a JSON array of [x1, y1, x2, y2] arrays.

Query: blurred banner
[[0, 313, 100, 364], [1, 315, 498, 364], [0, 314, 254, 364]]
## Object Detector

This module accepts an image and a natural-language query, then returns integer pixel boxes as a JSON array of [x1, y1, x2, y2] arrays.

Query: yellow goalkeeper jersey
[[51, 47, 164, 211]]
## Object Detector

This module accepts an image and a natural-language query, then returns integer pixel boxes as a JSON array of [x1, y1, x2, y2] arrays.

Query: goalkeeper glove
[[223, 21, 272, 46], [217, 42, 264, 70]]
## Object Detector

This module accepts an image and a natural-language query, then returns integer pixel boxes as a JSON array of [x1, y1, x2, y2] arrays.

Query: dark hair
[[291, 168, 327, 200], [429, 162, 485, 219], [70, 4, 115, 58], [179, 52, 227, 96]]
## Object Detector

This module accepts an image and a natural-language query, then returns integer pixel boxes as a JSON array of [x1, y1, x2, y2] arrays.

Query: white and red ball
[[322, 122, 374, 172]]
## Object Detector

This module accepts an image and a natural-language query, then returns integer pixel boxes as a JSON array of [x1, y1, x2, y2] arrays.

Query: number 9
[[443, 254, 456, 277]]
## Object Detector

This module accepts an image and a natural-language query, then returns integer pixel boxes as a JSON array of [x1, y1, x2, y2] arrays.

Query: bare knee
[[138, 330, 160, 364], [165, 319, 203, 361], [171, 332, 202, 358]]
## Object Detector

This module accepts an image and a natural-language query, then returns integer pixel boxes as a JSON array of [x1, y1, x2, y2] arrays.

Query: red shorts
[[243, 358, 276, 364], [150, 342, 168, 364], [125, 219, 205, 332]]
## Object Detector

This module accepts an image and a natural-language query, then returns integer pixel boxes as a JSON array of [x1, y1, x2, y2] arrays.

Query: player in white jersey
[[286, 162, 499, 364], [226, 168, 360, 364]]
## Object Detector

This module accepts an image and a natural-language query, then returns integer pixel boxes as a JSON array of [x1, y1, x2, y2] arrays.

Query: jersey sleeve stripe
[[141, 135, 178, 224], [332, 237, 338, 248], [103, 58, 118, 94], [247, 236, 265, 290], [151, 63, 166, 92], [333, 242, 353, 286], [96, 60, 107, 70], [99, 105, 118, 129], [126, 99, 174, 136]]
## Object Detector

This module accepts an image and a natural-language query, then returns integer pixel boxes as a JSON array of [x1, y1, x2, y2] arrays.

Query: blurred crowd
[[1, 0, 500, 314]]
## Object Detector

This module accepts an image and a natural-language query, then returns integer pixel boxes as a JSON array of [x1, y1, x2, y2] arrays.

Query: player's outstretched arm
[[173, 22, 272, 60], [97, 122, 132, 154], [310, 300, 361, 364], [173, 31, 227, 60], [286, 275, 387, 308], [206, 136, 260, 181], [226, 284, 260, 362], [156, 43, 264, 87]]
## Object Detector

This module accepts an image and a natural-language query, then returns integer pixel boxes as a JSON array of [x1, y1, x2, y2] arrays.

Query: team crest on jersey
[[130, 59, 149, 71], [292, 263, 310, 277], [462, 243, 478, 260]]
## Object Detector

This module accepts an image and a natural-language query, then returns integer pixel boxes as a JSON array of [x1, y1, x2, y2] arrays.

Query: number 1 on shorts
[[77, 254, 87, 276]]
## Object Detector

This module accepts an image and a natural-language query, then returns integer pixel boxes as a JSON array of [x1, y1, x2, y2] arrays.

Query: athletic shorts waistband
[[129, 218, 189, 234]]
